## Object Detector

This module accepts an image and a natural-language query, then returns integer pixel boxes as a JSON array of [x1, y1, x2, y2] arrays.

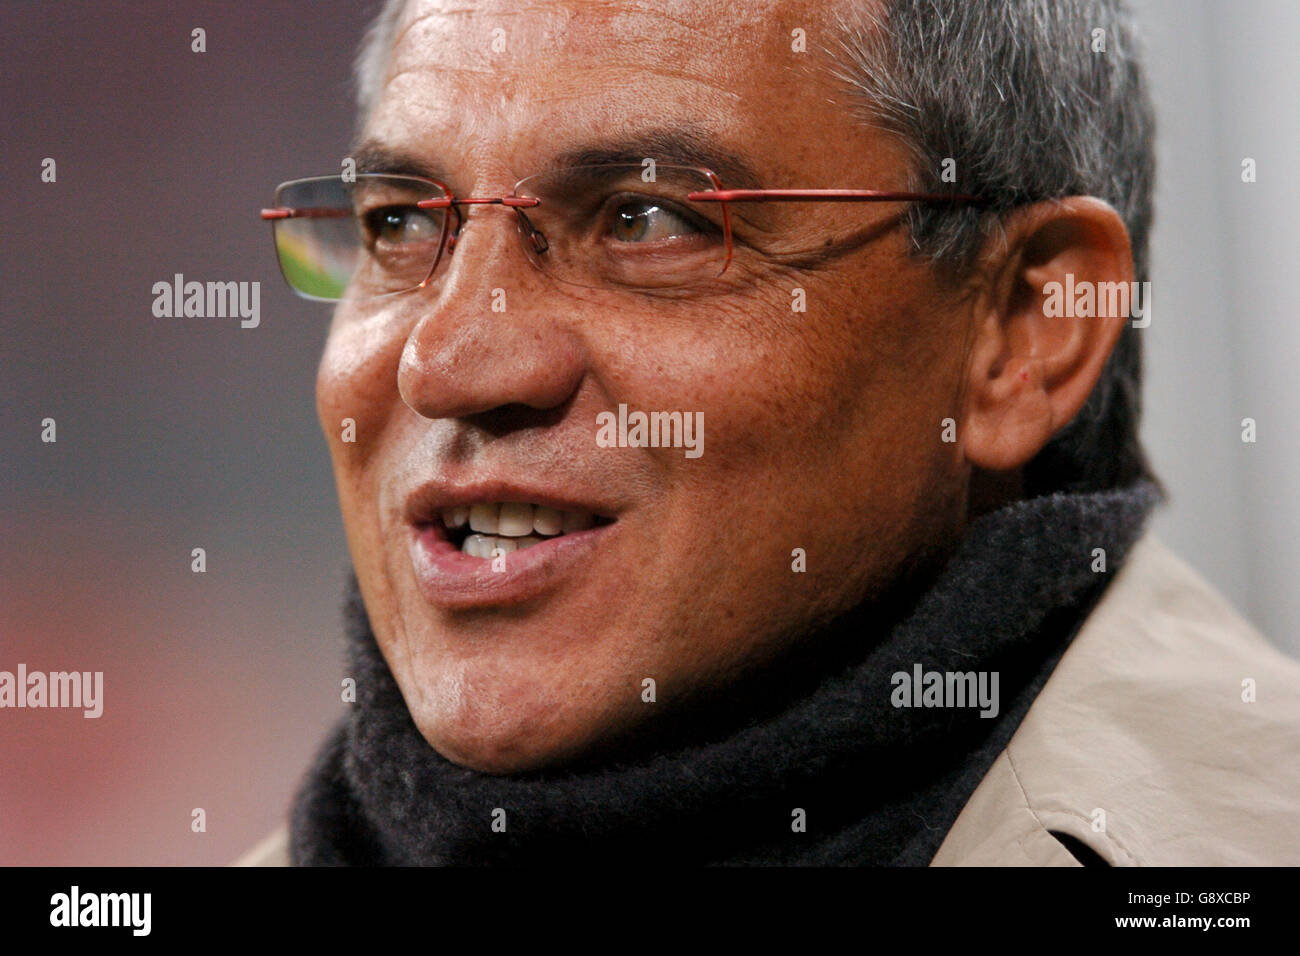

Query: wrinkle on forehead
[[376, 0, 763, 145], [386, 0, 824, 85], [366, 0, 892, 193]]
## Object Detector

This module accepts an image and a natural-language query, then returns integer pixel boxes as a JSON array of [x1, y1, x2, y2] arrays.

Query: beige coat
[[235, 534, 1300, 867]]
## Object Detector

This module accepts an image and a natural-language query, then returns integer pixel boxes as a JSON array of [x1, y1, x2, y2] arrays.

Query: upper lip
[[402, 477, 620, 528]]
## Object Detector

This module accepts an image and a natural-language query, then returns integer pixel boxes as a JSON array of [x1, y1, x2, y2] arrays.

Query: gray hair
[[355, 0, 1157, 494], [354, 0, 406, 131], [830, 0, 1157, 494]]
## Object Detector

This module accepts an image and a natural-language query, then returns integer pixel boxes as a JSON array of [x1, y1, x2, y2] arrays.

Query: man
[[239, 0, 1300, 866]]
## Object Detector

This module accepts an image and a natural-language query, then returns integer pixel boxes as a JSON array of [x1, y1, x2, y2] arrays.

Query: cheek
[[630, 256, 960, 474], [790, 255, 970, 460], [617, 256, 966, 594], [316, 309, 408, 471]]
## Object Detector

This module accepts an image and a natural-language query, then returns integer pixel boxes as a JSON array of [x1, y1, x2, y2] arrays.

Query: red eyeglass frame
[[260, 170, 980, 284]]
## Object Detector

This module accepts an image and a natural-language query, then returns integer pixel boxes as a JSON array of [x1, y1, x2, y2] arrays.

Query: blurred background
[[1, 0, 1296, 865]]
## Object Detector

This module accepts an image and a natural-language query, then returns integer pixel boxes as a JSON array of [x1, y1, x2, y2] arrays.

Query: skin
[[316, 0, 1133, 773]]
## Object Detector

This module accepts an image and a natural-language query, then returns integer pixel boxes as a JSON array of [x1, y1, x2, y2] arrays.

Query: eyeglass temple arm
[[260, 196, 543, 220], [685, 188, 980, 203], [260, 208, 352, 220], [416, 196, 541, 209], [261, 188, 975, 218]]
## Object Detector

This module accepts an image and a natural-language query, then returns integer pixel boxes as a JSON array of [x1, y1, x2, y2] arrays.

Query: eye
[[362, 205, 440, 248], [609, 200, 701, 243]]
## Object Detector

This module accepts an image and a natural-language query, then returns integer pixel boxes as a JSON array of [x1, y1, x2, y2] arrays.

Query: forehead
[[367, 0, 898, 187], [386, 0, 815, 91]]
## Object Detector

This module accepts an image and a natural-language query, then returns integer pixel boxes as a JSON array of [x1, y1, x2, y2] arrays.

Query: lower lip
[[407, 520, 614, 609]]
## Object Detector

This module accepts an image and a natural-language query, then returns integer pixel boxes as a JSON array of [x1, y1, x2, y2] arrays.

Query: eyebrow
[[351, 127, 765, 191], [552, 128, 764, 190], [352, 143, 448, 182]]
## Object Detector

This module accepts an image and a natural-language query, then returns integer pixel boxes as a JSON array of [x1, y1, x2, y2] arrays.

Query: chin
[[403, 673, 616, 775], [418, 723, 589, 775]]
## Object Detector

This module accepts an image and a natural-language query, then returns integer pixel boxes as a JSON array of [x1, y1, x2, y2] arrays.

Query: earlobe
[[961, 197, 1134, 474]]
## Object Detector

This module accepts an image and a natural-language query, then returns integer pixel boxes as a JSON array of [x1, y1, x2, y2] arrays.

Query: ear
[[961, 197, 1134, 472]]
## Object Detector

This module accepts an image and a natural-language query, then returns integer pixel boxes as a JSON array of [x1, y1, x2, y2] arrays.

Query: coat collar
[[934, 535, 1300, 866]]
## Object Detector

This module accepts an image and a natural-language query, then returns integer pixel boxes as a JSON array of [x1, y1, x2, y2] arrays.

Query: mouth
[[404, 488, 619, 609], [434, 501, 615, 559]]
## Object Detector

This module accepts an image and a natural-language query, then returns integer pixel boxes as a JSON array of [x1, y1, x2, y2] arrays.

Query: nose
[[396, 205, 586, 422]]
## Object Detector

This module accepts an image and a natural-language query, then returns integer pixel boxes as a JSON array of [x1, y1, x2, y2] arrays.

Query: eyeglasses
[[260, 164, 978, 301]]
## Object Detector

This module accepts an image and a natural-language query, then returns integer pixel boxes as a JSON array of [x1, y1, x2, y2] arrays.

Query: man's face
[[318, 0, 972, 772]]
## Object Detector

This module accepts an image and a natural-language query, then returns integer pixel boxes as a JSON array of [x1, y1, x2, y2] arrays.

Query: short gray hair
[[355, 0, 1158, 495], [830, 0, 1157, 494], [355, 0, 406, 130]]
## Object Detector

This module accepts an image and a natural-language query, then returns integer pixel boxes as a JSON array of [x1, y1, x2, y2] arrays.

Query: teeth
[[498, 502, 535, 537], [441, 502, 604, 557], [440, 506, 471, 529], [468, 503, 500, 533], [460, 533, 534, 558], [533, 506, 563, 536]]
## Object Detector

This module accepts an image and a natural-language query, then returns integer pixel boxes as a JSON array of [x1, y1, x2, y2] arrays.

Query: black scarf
[[291, 482, 1158, 865]]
